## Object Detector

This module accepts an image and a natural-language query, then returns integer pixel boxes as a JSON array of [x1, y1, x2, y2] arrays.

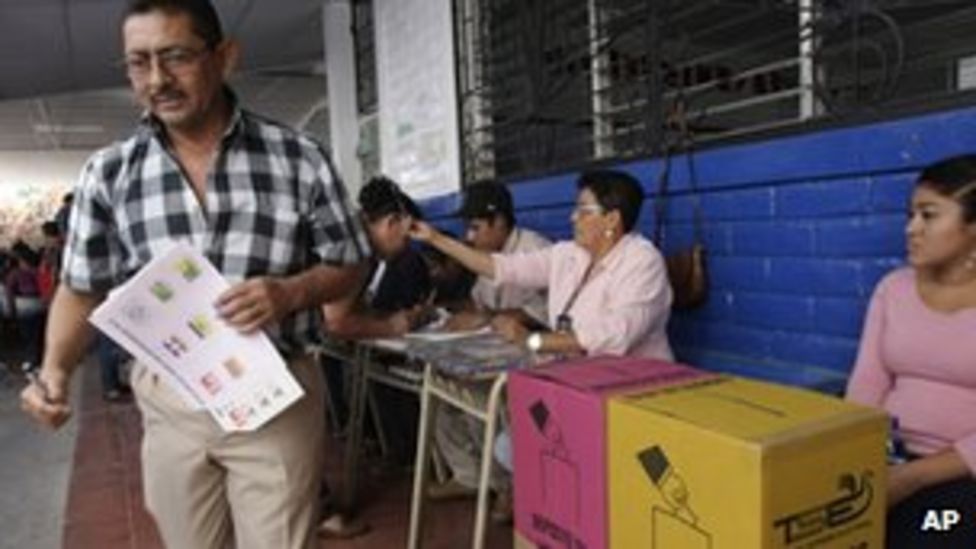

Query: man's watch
[[526, 332, 543, 353]]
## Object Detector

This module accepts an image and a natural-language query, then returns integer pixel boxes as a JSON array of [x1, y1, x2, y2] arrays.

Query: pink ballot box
[[509, 356, 713, 549]]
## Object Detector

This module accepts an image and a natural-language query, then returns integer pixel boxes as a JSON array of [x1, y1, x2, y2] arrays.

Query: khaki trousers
[[132, 355, 325, 549]]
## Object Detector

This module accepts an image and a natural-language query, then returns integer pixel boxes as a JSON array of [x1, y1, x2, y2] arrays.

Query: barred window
[[455, 0, 976, 183], [353, 0, 378, 115], [352, 0, 381, 182]]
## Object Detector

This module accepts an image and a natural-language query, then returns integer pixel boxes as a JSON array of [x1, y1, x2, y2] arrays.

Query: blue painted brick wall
[[420, 106, 976, 391]]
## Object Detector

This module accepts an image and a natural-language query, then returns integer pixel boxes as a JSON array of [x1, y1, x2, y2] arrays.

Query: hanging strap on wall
[[653, 97, 704, 253], [652, 94, 709, 310]]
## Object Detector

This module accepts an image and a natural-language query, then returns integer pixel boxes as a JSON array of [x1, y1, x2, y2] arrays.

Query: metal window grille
[[351, 0, 381, 181], [353, 0, 378, 116], [455, 0, 976, 184]]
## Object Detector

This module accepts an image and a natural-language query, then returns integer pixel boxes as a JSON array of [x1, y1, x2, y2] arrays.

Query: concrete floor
[[0, 360, 80, 549]]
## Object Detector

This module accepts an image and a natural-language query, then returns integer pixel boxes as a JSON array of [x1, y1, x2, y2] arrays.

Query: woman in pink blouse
[[847, 155, 976, 548], [411, 169, 673, 361]]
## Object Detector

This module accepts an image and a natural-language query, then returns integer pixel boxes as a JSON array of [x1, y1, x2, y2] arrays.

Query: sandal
[[317, 513, 371, 539]]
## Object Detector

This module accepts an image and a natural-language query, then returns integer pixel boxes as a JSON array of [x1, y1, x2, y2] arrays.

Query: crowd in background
[[0, 193, 70, 372]]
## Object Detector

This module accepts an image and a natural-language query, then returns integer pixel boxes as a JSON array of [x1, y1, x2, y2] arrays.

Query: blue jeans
[[19, 312, 45, 366], [97, 336, 129, 392]]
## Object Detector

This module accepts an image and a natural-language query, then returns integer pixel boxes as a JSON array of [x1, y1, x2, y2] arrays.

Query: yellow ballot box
[[607, 376, 887, 549]]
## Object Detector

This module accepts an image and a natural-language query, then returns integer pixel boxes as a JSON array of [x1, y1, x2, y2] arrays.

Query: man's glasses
[[122, 46, 210, 78]]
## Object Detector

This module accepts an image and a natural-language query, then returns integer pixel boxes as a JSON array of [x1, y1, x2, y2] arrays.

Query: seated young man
[[445, 182, 550, 331], [323, 176, 432, 339], [317, 176, 431, 538]]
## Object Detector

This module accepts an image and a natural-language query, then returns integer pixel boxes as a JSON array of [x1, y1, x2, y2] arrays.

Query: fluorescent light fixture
[[33, 124, 105, 134]]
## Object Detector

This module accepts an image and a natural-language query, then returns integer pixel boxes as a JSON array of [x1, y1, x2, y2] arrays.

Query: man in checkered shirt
[[20, 1, 369, 548]]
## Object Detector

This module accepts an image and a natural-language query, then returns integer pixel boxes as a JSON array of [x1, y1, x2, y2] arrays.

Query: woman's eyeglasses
[[573, 203, 604, 216]]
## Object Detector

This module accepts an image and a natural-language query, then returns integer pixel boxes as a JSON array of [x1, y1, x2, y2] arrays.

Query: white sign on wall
[[374, 0, 461, 200], [958, 55, 976, 90]]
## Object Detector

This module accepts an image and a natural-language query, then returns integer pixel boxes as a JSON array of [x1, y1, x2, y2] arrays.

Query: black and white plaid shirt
[[62, 98, 370, 352]]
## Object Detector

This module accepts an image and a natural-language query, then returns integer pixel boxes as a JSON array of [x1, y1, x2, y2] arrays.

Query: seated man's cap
[[457, 182, 513, 220]]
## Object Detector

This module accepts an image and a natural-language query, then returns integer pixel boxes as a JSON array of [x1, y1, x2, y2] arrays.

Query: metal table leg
[[341, 343, 370, 511], [471, 373, 507, 549], [407, 363, 438, 549]]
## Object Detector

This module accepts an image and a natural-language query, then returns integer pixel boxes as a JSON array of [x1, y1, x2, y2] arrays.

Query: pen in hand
[[22, 363, 52, 403]]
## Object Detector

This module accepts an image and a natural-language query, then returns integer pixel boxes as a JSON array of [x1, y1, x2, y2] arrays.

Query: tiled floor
[[61, 364, 514, 549], [61, 367, 163, 549]]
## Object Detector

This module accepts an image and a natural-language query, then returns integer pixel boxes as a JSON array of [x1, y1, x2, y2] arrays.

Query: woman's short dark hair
[[577, 170, 645, 232], [918, 154, 976, 223], [359, 176, 422, 223], [123, 0, 224, 48]]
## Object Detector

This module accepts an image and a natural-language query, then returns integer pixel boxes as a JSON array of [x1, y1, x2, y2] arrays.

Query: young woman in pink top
[[847, 155, 976, 548]]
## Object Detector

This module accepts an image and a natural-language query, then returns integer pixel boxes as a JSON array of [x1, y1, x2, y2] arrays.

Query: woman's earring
[[604, 228, 614, 239]]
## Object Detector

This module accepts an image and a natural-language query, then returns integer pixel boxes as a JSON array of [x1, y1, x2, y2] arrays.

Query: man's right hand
[[388, 310, 412, 336], [389, 305, 438, 335], [20, 368, 72, 430], [444, 310, 489, 331]]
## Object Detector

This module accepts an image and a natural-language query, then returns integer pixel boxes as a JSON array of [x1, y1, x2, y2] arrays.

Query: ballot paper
[[406, 331, 530, 378], [404, 325, 492, 343], [89, 242, 304, 432]]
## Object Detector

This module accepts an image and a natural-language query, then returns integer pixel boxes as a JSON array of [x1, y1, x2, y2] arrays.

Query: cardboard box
[[514, 530, 536, 549], [608, 376, 887, 548], [509, 356, 713, 549]]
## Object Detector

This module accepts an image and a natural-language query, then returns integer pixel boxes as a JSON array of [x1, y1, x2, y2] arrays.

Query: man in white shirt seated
[[446, 182, 550, 331], [431, 182, 551, 522], [318, 176, 430, 539]]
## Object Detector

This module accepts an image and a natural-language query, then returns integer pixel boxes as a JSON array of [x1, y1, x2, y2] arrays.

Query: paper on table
[[406, 331, 530, 378], [89, 242, 304, 432], [367, 337, 409, 353], [365, 322, 490, 352], [403, 325, 492, 343]]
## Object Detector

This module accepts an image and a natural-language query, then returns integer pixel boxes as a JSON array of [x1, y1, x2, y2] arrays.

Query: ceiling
[[0, 0, 330, 151]]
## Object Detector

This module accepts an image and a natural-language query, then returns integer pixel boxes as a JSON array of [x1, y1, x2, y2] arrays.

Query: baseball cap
[[457, 182, 513, 220]]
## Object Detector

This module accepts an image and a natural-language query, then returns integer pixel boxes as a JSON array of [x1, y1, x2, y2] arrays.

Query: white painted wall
[[374, 0, 460, 199]]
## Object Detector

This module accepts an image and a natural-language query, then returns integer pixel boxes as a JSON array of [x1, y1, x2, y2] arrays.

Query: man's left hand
[[216, 277, 295, 334]]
